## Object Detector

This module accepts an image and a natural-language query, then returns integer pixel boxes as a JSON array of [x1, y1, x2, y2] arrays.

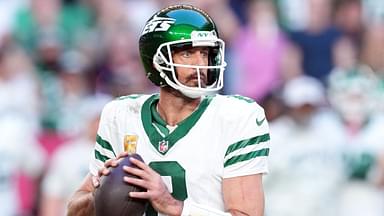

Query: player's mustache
[[186, 72, 207, 83]]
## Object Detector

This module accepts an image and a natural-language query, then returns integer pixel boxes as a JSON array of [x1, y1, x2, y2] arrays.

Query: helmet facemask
[[153, 31, 226, 98]]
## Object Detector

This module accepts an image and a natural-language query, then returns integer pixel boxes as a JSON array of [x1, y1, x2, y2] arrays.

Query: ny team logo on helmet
[[139, 4, 226, 98]]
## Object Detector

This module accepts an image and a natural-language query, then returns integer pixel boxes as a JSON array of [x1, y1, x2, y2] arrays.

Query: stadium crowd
[[0, 0, 384, 215]]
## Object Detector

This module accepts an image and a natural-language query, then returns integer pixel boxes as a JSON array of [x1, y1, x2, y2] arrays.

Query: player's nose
[[193, 52, 208, 66]]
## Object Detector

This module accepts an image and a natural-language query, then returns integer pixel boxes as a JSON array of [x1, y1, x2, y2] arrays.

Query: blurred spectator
[[0, 45, 40, 129], [360, 23, 384, 112], [12, 0, 94, 52], [334, 0, 364, 48], [228, 0, 287, 101], [55, 49, 93, 136], [122, 0, 160, 36], [228, 0, 249, 25], [93, 29, 154, 97], [34, 30, 64, 131], [0, 43, 43, 216], [259, 90, 285, 122], [0, 115, 46, 216], [279, 42, 304, 82], [0, 0, 27, 45], [289, 0, 343, 84], [361, 23, 384, 73], [362, 0, 384, 24], [265, 75, 345, 216], [328, 68, 384, 216], [39, 95, 110, 216], [90, 0, 127, 36], [332, 36, 360, 72], [276, 0, 308, 30], [258, 42, 305, 122]]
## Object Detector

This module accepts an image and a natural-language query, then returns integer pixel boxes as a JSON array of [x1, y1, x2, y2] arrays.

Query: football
[[94, 153, 148, 216]]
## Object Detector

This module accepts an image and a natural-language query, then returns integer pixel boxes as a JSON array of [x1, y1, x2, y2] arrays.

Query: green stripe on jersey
[[224, 148, 269, 167], [95, 150, 110, 162], [96, 134, 116, 157], [225, 133, 270, 156]]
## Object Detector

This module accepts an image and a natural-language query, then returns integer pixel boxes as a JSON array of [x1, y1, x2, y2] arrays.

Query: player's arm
[[67, 174, 96, 216], [67, 154, 127, 216], [223, 174, 264, 216], [221, 96, 268, 216]]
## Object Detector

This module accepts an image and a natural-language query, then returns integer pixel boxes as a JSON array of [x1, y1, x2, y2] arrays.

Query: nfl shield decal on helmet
[[158, 140, 169, 153]]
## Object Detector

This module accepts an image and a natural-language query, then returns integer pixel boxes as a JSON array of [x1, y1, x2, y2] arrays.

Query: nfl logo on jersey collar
[[158, 140, 169, 153]]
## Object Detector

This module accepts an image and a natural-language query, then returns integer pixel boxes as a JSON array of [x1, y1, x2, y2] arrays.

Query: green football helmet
[[139, 4, 226, 98]]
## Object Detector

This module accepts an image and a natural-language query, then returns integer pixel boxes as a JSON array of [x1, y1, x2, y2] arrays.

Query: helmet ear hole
[[154, 54, 164, 65]]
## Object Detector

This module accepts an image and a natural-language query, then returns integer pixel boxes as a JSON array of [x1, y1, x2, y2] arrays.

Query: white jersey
[[90, 93, 269, 214]]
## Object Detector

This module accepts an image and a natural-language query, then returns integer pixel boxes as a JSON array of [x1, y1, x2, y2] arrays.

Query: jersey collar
[[141, 94, 213, 155]]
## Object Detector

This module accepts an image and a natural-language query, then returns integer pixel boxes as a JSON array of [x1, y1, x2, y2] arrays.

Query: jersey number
[[146, 161, 187, 216]]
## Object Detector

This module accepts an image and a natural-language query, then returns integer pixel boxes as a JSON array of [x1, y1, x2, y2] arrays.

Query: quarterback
[[67, 4, 270, 216]]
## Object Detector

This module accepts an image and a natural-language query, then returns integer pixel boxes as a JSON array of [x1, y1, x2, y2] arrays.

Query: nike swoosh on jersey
[[256, 117, 266, 126]]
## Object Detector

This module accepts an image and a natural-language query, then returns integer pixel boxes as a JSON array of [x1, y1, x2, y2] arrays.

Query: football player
[[67, 4, 270, 216]]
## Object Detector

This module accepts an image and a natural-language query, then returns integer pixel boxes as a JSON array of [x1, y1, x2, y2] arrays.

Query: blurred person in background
[[12, 0, 94, 53], [89, 0, 128, 36], [360, 24, 384, 74], [39, 95, 111, 216], [0, 45, 40, 129], [228, 0, 287, 101], [327, 68, 384, 216], [278, 42, 304, 82], [362, 0, 384, 24], [257, 42, 305, 122], [331, 36, 360, 74], [275, 0, 308, 31], [334, 0, 364, 48], [122, 0, 160, 36], [265, 75, 345, 216], [55, 49, 93, 137], [0, 0, 27, 45], [0, 43, 43, 216], [0, 115, 46, 216], [289, 0, 343, 84], [92, 28, 154, 97], [360, 23, 384, 113]]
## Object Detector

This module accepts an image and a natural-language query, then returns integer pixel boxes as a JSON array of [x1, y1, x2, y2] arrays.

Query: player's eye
[[200, 49, 209, 58], [181, 50, 192, 58]]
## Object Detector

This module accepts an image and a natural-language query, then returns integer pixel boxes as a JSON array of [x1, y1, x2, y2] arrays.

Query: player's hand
[[123, 157, 183, 216], [92, 152, 130, 188]]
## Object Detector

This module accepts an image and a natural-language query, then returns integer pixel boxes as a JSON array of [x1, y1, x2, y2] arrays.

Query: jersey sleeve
[[222, 97, 270, 178], [89, 100, 119, 176]]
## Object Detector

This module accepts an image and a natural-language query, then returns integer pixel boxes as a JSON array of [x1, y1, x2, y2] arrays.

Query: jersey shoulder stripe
[[225, 133, 270, 156], [224, 148, 269, 167], [95, 150, 109, 163], [96, 134, 115, 156]]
